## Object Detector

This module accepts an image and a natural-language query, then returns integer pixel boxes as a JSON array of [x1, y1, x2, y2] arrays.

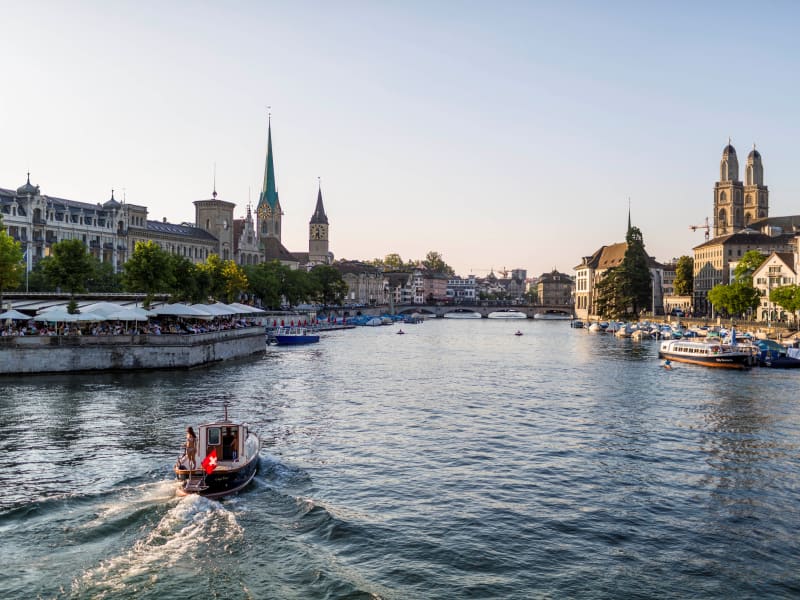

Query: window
[[207, 427, 221, 445]]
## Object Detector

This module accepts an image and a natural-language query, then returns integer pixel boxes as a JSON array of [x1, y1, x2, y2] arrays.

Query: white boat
[[443, 310, 482, 319], [487, 310, 527, 319], [658, 339, 754, 370]]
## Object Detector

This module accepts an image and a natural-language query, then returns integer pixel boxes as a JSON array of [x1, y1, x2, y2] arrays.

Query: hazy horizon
[[3, 1, 799, 277]]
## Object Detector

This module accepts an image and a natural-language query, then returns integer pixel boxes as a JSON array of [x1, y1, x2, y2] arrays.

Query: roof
[[145, 219, 218, 241], [310, 186, 328, 224], [262, 236, 298, 263], [334, 260, 382, 275], [693, 228, 795, 250], [575, 241, 662, 270], [748, 215, 800, 233], [753, 252, 797, 277]]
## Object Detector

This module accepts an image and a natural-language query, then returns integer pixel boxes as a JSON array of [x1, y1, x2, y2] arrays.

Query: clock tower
[[308, 182, 330, 265], [256, 117, 283, 248]]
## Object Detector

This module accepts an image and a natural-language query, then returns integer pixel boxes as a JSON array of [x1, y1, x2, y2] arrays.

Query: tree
[[422, 251, 454, 275], [43, 239, 94, 308], [708, 282, 760, 318], [770, 285, 800, 326], [618, 226, 652, 316], [0, 222, 24, 308], [166, 254, 202, 303], [310, 264, 348, 308], [673, 256, 694, 296], [594, 267, 626, 319], [86, 257, 123, 293], [197, 254, 227, 301], [383, 253, 404, 270], [221, 260, 248, 303], [282, 268, 312, 308], [733, 250, 767, 283], [245, 261, 285, 309], [123, 241, 173, 307]]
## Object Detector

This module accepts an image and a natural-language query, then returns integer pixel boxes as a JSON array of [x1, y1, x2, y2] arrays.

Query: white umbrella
[[190, 303, 233, 316], [228, 302, 266, 314], [0, 310, 33, 320], [34, 309, 78, 322], [150, 303, 210, 318]]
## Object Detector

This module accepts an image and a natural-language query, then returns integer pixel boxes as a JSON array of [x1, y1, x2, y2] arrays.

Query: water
[[1, 320, 799, 599]]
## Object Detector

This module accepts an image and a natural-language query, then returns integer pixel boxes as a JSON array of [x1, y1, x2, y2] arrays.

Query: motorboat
[[175, 405, 260, 499], [443, 309, 482, 319], [658, 339, 754, 370], [487, 310, 526, 319], [273, 326, 320, 345], [754, 339, 800, 368], [514, 330, 523, 336]]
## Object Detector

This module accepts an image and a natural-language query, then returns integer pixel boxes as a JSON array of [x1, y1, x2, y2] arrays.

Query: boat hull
[[487, 311, 527, 319], [274, 335, 319, 345]]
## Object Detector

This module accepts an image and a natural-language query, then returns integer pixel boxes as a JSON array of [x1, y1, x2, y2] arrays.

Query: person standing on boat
[[185, 426, 197, 470]]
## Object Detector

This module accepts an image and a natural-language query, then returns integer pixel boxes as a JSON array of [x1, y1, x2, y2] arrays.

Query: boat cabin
[[198, 422, 248, 463]]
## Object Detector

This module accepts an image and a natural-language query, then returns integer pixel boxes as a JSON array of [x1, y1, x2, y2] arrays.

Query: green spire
[[259, 118, 279, 211]]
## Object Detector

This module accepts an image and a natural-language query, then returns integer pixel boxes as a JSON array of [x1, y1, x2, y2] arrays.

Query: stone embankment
[[0, 327, 265, 375]]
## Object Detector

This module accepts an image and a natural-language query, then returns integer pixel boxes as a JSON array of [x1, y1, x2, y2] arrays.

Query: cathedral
[[713, 141, 769, 237], [253, 118, 333, 269]]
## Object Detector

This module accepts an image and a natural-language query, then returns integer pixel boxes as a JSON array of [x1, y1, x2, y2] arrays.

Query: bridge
[[382, 304, 574, 319]]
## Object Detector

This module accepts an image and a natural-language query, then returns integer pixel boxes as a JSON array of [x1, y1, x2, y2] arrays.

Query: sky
[[2, 1, 800, 278]]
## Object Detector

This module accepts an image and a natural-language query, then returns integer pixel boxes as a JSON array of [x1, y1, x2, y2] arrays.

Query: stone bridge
[[359, 304, 574, 319]]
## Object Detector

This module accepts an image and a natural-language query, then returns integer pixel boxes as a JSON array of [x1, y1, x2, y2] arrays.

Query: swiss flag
[[201, 448, 218, 474]]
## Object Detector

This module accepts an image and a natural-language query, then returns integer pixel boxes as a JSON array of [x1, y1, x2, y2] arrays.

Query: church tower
[[308, 181, 330, 264], [713, 141, 744, 237], [743, 145, 768, 227], [256, 117, 283, 248]]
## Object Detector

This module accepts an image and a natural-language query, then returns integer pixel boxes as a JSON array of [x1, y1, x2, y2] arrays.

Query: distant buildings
[[1, 119, 333, 276]]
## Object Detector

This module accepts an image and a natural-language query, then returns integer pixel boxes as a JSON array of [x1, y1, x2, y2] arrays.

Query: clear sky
[[2, 1, 799, 278]]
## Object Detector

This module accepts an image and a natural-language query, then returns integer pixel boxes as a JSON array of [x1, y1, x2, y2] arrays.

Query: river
[[1, 319, 799, 599]]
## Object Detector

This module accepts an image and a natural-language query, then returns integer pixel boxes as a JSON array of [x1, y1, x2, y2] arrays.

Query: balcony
[[89, 240, 101, 248]]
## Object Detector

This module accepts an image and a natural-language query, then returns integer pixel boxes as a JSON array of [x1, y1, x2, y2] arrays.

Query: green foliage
[[733, 250, 767, 282], [310, 264, 348, 307], [165, 254, 201, 303], [422, 251, 454, 276], [0, 227, 24, 307], [123, 241, 172, 306], [383, 253, 404, 270], [42, 239, 94, 299], [594, 226, 652, 319], [707, 282, 761, 317], [245, 261, 285, 309], [769, 285, 800, 325], [86, 257, 123, 293], [221, 260, 248, 303], [674, 255, 694, 296]]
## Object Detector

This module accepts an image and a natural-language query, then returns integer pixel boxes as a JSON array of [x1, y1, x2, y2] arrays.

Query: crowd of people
[[1, 317, 258, 338]]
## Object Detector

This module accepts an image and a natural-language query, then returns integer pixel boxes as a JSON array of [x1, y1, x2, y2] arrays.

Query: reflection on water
[[1, 320, 799, 599]]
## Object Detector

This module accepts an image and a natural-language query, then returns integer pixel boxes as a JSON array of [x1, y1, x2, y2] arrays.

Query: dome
[[722, 143, 737, 157], [748, 148, 761, 161], [102, 189, 121, 209], [16, 172, 39, 196]]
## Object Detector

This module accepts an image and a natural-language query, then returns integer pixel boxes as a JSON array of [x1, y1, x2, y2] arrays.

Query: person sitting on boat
[[185, 426, 197, 470]]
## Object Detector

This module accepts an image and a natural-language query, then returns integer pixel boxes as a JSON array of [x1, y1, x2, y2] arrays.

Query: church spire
[[627, 198, 631, 233], [311, 178, 328, 224], [259, 116, 279, 211]]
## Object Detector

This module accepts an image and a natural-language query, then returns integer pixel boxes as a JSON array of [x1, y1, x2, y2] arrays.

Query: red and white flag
[[201, 448, 218, 474]]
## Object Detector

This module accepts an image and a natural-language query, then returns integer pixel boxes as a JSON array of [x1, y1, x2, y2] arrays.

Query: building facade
[[752, 251, 797, 323], [537, 270, 573, 305]]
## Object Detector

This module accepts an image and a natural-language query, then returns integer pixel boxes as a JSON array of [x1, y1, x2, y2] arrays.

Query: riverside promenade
[[0, 326, 265, 375]]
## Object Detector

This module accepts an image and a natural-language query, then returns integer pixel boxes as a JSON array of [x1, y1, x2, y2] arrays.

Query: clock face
[[311, 224, 325, 239], [257, 205, 272, 219]]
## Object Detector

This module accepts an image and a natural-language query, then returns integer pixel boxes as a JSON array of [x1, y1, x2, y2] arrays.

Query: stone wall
[[0, 327, 265, 375]]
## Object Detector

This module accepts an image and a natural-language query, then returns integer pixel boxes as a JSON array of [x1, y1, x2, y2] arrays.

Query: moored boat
[[533, 311, 572, 320], [443, 309, 482, 319], [658, 339, 754, 369], [273, 326, 320, 345], [487, 309, 527, 319], [175, 405, 260, 499]]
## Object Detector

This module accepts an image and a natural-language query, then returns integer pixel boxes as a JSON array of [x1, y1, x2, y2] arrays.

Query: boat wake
[[73, 492, 243, 598]]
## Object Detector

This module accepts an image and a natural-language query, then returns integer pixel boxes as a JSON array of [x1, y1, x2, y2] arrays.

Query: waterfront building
[[335, 260, 387, 306], [574, 218, 664, 320], [446, 274, 477, 303], [386, 271, 414, 305], [536, 270, 573, 305], [752, 251, 797, 323], [422, 271, 449, 303], [1, 177, 131, 273], [506, 269, 528, 300]]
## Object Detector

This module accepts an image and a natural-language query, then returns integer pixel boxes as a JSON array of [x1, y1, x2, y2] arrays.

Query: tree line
[[0, 220, 348, 312]]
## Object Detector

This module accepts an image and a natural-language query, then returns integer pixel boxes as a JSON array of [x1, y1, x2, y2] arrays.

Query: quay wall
[[0, 327, 265, 375]]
